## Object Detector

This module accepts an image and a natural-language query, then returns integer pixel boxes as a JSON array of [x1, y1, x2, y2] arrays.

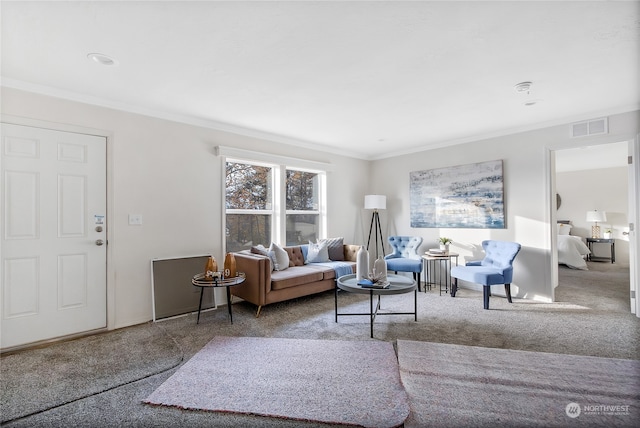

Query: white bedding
[[558, 235, 591, 270]]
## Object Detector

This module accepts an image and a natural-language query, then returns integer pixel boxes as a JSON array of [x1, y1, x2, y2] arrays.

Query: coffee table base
[[334, 287, 418, 338]]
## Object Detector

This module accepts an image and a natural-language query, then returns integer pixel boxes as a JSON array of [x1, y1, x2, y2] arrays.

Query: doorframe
[[630, 135, 639, 315], [546, 136, 639, 317], [0, 114, 116, 330]]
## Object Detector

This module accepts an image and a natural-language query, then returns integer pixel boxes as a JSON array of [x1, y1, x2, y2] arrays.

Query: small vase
[[205, 256, 217, 280], [224, 253, 237, 278], [439, 244, 450, 255], [373, 257, 387, 282], [356, 246, 369, 280]]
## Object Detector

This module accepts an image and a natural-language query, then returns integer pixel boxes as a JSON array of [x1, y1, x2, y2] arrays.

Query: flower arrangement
[[438, 237, 453, 245]]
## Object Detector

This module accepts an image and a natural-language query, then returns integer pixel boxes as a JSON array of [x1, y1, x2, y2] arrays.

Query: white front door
[[1, 123, 107, 349]]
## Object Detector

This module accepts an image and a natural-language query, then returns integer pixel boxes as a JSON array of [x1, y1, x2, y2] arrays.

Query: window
[[286, 169, 320, 245], [225, 162, 273, 252], [224, 159, 326, 252]]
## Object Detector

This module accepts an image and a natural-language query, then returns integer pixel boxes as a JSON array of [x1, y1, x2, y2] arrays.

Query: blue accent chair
[[384, 236, 423, 291], [450, 240, 521, 309]]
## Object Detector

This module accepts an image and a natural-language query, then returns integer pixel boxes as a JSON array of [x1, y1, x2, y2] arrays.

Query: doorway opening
[[553, 141, 631, 312]]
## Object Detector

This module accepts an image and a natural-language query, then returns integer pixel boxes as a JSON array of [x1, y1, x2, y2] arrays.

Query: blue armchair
[[384, 236, 423, 291], [450, 240, 521, 309]]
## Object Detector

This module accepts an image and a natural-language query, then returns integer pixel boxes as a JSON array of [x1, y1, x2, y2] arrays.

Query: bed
[[557, 221, 591, 270]]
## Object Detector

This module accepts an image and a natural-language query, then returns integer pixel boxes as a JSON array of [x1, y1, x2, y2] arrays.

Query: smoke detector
[[514, 81, 532, 94]]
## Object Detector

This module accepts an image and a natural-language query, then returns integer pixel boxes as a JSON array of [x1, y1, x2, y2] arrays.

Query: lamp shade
[[364, 195, 386, 210], [586, 210, 606, 222]]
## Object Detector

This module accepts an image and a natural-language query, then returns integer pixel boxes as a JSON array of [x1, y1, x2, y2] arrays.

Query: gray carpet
[[0, 322, 182, 423], [1, 261, 638, 427], [397, 340, 640, 428], [144, 336, 409, 428]]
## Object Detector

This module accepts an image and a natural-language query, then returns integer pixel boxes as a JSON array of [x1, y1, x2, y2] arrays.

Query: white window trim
[[219, 148, 329, 251]]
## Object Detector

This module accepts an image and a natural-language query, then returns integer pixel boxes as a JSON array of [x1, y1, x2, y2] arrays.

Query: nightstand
[[586, 238, 615, 263]]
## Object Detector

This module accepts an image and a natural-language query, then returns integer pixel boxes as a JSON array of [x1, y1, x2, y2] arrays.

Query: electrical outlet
[[128, 214, 143, 225]]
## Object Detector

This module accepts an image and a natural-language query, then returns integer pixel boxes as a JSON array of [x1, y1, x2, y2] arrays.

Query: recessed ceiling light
[[87, 53, 118, 66]]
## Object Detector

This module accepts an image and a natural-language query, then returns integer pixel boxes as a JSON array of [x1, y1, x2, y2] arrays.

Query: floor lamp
[[365, 195, 386, 259]]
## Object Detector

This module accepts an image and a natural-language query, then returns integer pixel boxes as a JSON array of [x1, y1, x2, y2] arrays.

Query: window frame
[[220, 148, 329, 252]]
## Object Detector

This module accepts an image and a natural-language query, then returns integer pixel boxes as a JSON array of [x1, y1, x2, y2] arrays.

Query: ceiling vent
[[571, 117, 608, 138]]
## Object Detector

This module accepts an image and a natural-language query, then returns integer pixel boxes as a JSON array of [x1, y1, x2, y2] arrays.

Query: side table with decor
[[422, 252, 459, 296], [191, 272, 246, 324]]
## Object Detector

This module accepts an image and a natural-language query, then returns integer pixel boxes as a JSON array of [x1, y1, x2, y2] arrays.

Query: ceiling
[[1, 1, 639, 160]]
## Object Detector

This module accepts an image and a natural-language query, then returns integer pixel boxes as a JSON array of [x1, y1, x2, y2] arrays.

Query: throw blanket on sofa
[[299, 245, 354, 278], [310, 261, 354, 278]]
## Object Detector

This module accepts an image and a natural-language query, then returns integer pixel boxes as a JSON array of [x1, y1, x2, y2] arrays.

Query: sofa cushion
[[320, 237, 344, 261], [344, 245, 361, 262], [251, 245, 275, 270], [307, 240, 330, 263], [304, 263, 337, 280], [285, 246, 306, 267], [269, 242, 289, 271], [270, 266, 324, 290]]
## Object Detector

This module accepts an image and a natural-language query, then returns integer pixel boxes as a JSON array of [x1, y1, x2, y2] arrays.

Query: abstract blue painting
[[410, 160, 504, 228]]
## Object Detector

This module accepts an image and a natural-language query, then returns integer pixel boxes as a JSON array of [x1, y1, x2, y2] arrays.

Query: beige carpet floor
[[2, 261, 638, 427]]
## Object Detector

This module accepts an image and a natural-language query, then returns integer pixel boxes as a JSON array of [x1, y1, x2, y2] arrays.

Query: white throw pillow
[[269, 242, 289, 271], [307, 240, 330, 263]]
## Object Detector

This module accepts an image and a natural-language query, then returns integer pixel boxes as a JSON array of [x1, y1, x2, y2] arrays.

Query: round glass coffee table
[[335, 274, 417, 338]]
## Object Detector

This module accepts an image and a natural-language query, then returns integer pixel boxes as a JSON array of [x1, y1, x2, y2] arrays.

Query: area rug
[[1, 322, 183, 423], [144, 336, 410, 428], [397, 340, 640, 428]]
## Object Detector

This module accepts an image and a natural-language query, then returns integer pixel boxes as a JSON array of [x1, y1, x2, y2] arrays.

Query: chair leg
[[505, 284, 513, 303], [483, 286, 490, 309]]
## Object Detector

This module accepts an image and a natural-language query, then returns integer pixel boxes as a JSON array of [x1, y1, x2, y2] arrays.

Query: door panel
[[1, 123, 107, 349]]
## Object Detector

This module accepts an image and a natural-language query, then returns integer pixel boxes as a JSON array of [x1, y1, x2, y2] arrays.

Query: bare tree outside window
[[225, 162, 272, 252], [286, 170, 319, 245], [225, 161, 324, 251]]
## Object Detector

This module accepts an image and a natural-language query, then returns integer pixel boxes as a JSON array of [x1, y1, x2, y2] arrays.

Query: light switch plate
[[128, 214, 143, 225]]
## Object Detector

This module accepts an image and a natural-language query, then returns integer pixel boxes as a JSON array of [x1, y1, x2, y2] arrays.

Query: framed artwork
[[410, 159, 505, 228]]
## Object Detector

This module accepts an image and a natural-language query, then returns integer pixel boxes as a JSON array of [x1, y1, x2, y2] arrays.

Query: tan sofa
[[232, 244, 360, 316]]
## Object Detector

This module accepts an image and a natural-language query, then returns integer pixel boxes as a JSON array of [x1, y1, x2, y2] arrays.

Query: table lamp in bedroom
[[586, 210, 607, 238]]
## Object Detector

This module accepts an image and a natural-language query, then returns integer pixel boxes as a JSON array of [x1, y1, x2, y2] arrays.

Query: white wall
[[369, 111, 639, 301], [557, 166, 629, 264], [1, 88, 370, 329], [2, 86, 638, 327]]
